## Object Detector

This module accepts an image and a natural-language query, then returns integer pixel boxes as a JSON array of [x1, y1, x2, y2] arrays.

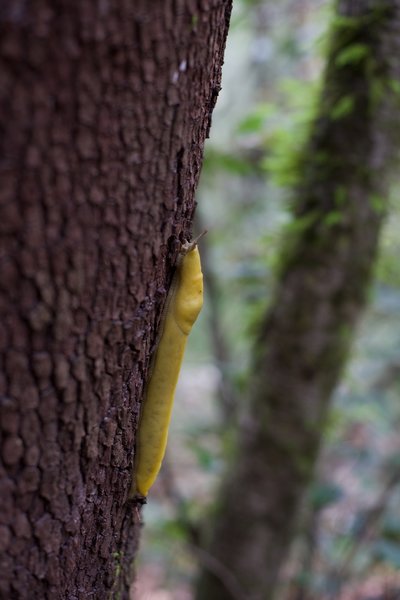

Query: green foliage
[[236, 103, 276, 134], [112, 552, 123, 579], [159, 518, 188, 542], [203, 147, 255, 177], [331, 14, 363, 32], [258, 79, 321, 189], [324, 210, 343, 227], [186, 439, 218, 472], [110, 552, 124, 600], [335, 43, 370, 67], [369, 194, 386, 215], [331, 5, 393, 36], [389, 78, 400, 96], [334, 185, 348, 207], [330, 94, 355, 120]]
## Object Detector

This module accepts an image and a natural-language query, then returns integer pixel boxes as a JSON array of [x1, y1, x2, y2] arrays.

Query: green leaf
[[204, 149, 253, 176], [369, 194, 386, 214], [237, 113, 265, 134], [370, 78, 385, 107], [334, 185, 347, 207], [332, 15, 362, 31], [331, 95, 355, 120], [187, 441, 216, 471], [324, 211, 343, 227], [335, 43, 369, 67], [389, 79, 400, 96], [284, 212, 319, 234], [236, 103, 276, 134], [160, 518, 188, 541]]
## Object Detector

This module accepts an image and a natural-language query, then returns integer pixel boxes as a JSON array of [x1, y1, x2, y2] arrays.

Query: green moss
[[324, 211, 343, 227], [335, 43, 370, 67], [109, 552, 124, 600], [334, 186, 347, 207], [369, 194, 386, 215], [389, 79, 400, 96], [330, 95, 355, 120]]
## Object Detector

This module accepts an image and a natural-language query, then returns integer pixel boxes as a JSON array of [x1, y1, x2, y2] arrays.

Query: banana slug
[[132, 235, 204, 500]]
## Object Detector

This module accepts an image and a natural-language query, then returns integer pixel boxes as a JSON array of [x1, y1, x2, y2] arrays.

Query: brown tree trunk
[[196, 1, 400, 599], [0, 1, 231, 598]]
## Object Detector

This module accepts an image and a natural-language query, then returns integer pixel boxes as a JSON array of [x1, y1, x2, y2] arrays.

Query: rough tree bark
[[196, 1, 400, 599], [0, 1, 231, 598]]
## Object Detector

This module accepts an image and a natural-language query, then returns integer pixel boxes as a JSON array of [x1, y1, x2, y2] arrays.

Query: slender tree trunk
[[0, 1, 231, 598], [196, 2, 400, 599]]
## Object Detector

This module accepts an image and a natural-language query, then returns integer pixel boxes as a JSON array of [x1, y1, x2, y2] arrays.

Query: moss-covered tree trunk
[[196, 1, 400, 599], [0, 1, 231, 598]]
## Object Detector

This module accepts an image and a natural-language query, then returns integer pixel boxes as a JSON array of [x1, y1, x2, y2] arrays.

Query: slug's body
[[133, 240, 203, 499]]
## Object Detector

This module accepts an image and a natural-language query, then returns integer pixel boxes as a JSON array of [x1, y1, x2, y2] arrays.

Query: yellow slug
[[132, 236, 204, 500]]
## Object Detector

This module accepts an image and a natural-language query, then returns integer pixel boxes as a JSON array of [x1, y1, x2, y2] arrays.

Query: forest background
[[135, 1, 400, 599]]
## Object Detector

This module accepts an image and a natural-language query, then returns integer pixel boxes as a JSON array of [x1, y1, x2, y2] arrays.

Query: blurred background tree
[[134, 1, 400, 599]]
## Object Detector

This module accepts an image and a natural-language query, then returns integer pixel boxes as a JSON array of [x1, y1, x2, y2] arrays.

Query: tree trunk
[[196, 2, 400, 599], [0, 1, 231, 598]]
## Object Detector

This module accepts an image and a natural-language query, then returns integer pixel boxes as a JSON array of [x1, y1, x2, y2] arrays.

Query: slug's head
[[174, 232, 204, 334], [180, 230, 207, 255]]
